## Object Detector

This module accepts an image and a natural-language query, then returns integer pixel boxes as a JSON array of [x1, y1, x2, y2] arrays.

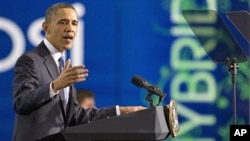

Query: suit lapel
[[37, 41, 59, 80], [44, 55, 59, 80], [37, 42, 68, 125]]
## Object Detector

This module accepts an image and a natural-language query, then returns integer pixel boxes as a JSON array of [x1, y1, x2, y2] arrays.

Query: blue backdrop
[[0, 0, 249, 141]]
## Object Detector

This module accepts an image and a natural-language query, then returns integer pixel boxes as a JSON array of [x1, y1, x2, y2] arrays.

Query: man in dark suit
[[12, 2, 145, 141]]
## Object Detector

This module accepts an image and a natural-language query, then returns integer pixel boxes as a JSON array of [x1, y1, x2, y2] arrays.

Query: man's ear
[[42, 21, 49, 33]]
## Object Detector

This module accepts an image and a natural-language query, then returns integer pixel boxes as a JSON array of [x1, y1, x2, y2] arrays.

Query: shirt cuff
[[115, 105, 120, 116], [49, 82, 59, 98]]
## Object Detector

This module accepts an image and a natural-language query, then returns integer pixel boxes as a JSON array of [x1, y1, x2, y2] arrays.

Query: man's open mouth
[[63, 35, 73, 40]]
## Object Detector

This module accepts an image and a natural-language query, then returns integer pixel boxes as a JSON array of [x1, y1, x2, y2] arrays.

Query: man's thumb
[[64, 59, 71, 70]]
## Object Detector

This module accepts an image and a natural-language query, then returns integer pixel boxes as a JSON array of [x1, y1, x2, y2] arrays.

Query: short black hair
[[76, 89, 95, 103], [45, 2, 76, 22]]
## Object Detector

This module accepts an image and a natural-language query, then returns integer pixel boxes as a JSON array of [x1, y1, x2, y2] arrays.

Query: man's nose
[[65, 24, 74, 32]]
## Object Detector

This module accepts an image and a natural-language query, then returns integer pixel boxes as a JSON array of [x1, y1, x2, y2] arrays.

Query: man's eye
[[73, 22, 78, 26], [59, 21, 67, 24]]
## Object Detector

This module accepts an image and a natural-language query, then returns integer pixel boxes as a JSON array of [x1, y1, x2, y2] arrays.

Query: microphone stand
[[145, 91, 154, 107], [145, 86, 165, 107], [224, 57, 239, 125]]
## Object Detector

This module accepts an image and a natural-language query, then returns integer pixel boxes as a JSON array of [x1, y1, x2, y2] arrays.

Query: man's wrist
[[51, 81, 58, 93], [49, 82, 59, 98]]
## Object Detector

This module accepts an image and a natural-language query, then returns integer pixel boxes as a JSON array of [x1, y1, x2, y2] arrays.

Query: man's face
[[43, 8, 78, 52], [81, 97, 96, 109]]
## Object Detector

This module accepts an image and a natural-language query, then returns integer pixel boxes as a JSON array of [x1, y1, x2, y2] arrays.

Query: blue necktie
[[58, 57, 68, 112]]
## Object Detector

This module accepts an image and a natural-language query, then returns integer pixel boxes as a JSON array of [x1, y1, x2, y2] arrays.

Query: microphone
[[131, 75, 166, 97]]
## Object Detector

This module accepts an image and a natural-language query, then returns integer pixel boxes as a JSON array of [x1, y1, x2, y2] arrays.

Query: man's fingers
[[65, 75, 87, 85], [68, 73, 88, 80], [135, 106, 147, 111], [72, 65, 85, 70], [64, 59, 71, 70], [64, 64, 88, 76], [67, 68, 89, 76], [66, 65, 85, 72], [60, 63, 88, 87], [68, 77, 87, 84]]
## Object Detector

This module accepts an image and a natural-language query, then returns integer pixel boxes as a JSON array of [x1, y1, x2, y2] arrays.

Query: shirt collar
[[43, 38, 66, 66], [44, 38, 65, 65]]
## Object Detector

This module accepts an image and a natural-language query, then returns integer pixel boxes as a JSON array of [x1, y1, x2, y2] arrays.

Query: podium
[[61, 100, 179, 141]]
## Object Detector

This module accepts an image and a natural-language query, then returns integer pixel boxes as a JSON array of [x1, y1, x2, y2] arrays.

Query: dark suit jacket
[[12, 41, 117, 141]]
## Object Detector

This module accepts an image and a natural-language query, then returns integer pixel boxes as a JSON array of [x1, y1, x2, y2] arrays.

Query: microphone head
[[131, 75, 147, 88]]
